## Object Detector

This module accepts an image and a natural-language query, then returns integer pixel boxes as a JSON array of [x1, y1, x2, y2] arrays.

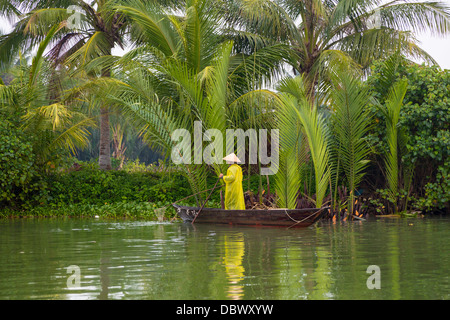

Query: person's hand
[[219, 173, 224, 179]]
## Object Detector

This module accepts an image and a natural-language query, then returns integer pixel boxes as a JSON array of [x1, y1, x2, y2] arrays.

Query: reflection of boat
[[173, 204, 327, 228]]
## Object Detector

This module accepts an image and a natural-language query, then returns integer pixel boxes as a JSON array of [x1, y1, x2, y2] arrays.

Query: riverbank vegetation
[[1, 0, 449, 219]]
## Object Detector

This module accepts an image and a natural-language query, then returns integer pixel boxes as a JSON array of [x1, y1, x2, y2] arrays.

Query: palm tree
[[374, 51, 421, 214], [0, 24, 95, 166], [328, 71, 373, 216], [374, 77, 413, 214], [223, 0, 450, 101], [276, 76, 331, 209], [274, 76, 308, 209], [0, 0, 180, 170], [223, 0, 449, 212], [90, 0, 285, 201]]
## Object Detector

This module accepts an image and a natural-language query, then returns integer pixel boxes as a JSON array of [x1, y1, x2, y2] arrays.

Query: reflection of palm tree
[[223, 234, 245, 300], [99, 257, 110, 300]]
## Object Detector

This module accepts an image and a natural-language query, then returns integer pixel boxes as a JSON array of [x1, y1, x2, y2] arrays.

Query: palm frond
[[275, 146, 302, 209], [380, 1, 450, 36], [49, 114, 96, 155], [23, 8, 73, 36], [277, 75, 331, 208], [64, 31, 112, 68], [206, 41, 232, 132], [29, 22, 64, 87], [368, 50, 404, 98], [274, 91, 303, 209], [0, 0, 22, 17], [223, 0, 300, 41], [329, 72, 373, 214], [296, 103, 330, 208], [115, 0, 179, 57], [381, 78, 408, 204], [183, 0, 223, 73]]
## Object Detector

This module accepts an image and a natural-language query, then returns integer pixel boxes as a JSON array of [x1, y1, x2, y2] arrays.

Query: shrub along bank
[[366, 61, 449, 214], [0, 162, 195, 219], [0, 159, 275, 219]]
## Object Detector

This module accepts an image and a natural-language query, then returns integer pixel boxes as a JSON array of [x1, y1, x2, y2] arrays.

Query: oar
[[155, 182, 223, 221], [191, 178, 221, 224]]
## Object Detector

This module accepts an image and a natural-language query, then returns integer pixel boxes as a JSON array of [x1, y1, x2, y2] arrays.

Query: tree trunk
[[98, 38, 113, 170], [99, 106, 111, 170]]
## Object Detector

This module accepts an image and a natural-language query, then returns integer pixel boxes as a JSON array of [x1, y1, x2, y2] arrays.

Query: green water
[[0, 217, 448, 300]]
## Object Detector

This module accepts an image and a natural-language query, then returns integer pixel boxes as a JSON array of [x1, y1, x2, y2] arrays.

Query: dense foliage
[[45, 164, 190, 206], [0, 121, 42, 208], [367, 60, 449, 213], [1, 0, 449, 218], [0, 160, 193, 217]]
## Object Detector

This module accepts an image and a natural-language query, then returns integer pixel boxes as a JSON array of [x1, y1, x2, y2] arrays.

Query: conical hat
[[222, 153, 241, 163]]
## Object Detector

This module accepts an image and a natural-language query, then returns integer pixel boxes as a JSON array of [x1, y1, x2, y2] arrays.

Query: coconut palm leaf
[[205, 41, 232, 132], [115, 0, 179, 57], [378, 1, 450, 35], [48, 113, 97, 155], [182, 0, 224, 73], [226, 0, 450, 100], [64, 31, 114, 68], [29, 23, 65, 87], [223, 0, 300, 42]]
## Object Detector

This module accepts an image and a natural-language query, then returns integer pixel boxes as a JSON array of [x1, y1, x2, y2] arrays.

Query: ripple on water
[[0, 218, 448, 299]]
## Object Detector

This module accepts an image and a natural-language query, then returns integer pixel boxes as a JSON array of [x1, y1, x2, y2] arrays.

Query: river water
[[0, 216, 448, 300]]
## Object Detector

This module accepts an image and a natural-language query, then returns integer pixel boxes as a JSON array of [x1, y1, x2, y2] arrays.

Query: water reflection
[[0, 218, 448, 299], [222, 234, 245, 300], [99, 257, 110, 300]]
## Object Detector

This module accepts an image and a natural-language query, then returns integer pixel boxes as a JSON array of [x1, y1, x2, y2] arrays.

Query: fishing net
[[154, 207, 166, 222]]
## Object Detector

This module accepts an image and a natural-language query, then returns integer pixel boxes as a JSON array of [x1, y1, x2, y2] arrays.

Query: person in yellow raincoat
[[219, 153, 245, 210]]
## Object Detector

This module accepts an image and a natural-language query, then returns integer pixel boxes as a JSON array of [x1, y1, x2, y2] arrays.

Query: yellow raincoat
[[222, 164, 245, 210]]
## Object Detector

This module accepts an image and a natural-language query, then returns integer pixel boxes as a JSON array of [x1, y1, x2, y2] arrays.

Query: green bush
[[44, 163, 192, 207], [413, 162, 450, 213], [366, 61, 450, 213], [0, 121, 45, 209], [400, 65, 450, 166]]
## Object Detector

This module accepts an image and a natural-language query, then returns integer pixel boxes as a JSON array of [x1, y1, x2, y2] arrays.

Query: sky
[[415, 30, 450, 70], [1, 0, 449, 70], [412, 0, 450, 69]]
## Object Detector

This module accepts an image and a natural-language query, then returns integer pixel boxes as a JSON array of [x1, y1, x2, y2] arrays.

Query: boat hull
[[173, 204, 327, 228]]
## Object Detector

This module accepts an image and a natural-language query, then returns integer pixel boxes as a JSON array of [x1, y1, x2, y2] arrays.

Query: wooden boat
[[173, 204, 328, 228]]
